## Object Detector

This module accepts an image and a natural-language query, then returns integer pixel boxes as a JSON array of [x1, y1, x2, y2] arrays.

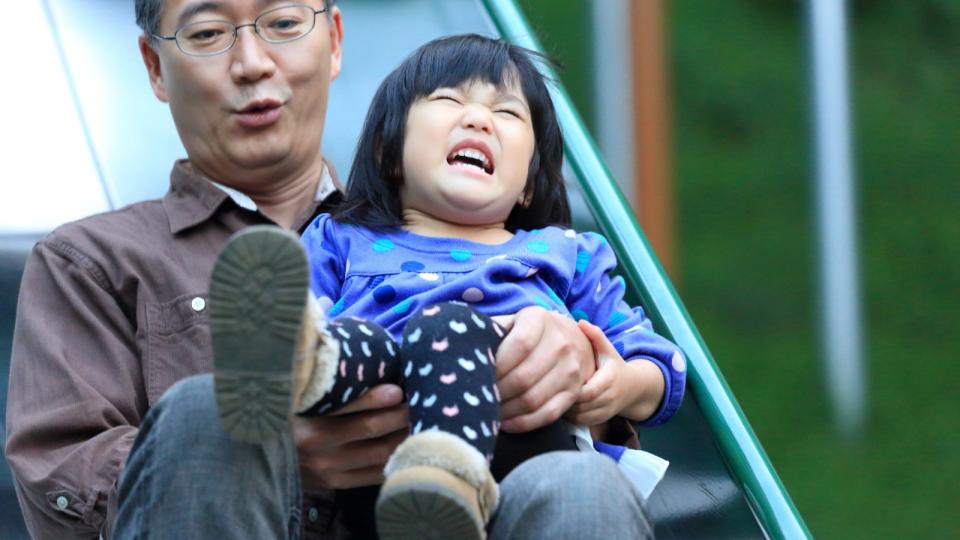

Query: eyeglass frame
[[151, 3, 329, 57]]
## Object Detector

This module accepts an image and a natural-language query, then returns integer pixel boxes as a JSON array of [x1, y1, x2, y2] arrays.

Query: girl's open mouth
[[446, 140, 495, 175]]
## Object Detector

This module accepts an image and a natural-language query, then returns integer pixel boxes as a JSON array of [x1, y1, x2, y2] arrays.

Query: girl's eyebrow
[[496, 92, 530, 111]]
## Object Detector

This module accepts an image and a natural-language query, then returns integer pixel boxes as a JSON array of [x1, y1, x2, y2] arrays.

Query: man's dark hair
[[335, 33, 571, 232], [135, 0, 336, 38]]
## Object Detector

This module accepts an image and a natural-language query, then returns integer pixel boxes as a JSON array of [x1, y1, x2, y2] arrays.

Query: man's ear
[[139, 35, 169, 102], [327, 6, 344, 81]]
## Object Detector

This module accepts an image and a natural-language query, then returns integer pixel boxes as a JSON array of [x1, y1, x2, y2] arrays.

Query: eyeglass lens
[[175, 5, 318, 55]]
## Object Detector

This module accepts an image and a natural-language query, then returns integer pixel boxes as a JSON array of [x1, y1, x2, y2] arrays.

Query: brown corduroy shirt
[[4, 160, 348, 539]]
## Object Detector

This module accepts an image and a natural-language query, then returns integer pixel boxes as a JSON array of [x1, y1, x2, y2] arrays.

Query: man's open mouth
[[238, 99, 282, 114]]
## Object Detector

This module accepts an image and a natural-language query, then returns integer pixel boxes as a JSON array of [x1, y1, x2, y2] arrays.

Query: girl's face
[[399, 78, 536, 228]]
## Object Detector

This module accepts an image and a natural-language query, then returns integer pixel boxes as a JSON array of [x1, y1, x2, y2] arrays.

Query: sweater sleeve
[[300, 213, 346, 316], [564, 232, 686, 426]]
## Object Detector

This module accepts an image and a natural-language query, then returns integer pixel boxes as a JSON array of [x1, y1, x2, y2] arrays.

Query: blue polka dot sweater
[[301, 214, 685, 426]]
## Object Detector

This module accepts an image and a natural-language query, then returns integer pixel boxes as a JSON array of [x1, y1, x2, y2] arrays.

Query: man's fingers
[[494, 307, 546, 378], [498, 347, 580, 417], [294, 403, 409, 451], [297, 425, 407, 490], [329, 384, 404, 415], [501, 392, 575, 433], [496, 348, 554, 403], [500, 364, 579, 425], [302, 464, 386, 490], [490, 314, 517, 331]]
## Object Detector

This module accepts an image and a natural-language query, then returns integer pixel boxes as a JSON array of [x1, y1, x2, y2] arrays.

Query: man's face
[[140, 0, 343, 182]]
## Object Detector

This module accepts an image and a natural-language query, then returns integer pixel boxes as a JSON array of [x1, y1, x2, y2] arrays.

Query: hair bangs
[[410, 37, 519, 99]]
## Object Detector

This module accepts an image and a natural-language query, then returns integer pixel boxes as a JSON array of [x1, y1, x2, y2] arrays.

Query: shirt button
[[56, 496, 69, 509], [308, 506, 319, 523], [191, 297, 206, 312]]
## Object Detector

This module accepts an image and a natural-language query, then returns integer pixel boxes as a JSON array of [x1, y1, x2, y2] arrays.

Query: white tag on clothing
[[569, 424, 669, 501]]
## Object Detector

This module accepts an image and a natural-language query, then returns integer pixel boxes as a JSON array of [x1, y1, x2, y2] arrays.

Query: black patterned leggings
[[301, 302, 504, 460]]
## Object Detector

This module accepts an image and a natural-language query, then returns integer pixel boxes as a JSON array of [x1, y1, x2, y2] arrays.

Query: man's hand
[[493, 306, 594, 433], [565, 320, 630, 425], [566, 320, 667, 425], [293, 384, 409, 490]]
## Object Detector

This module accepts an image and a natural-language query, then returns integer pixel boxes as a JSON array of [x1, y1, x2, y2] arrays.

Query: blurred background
[[515, 0, 959, 538], [1, 0, 957, 538]]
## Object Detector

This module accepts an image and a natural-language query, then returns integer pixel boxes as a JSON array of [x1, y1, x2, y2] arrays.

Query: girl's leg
[[377, 303, 503, 540], [399, 302, 503, 461], [297, 316, 402, 416]]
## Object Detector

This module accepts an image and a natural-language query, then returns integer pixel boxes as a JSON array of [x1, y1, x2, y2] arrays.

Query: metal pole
[[808, 0, 866, 438], [590, 0, 635, 204]]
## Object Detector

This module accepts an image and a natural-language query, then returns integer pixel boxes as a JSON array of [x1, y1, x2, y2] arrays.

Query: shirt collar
[[163, 159, 340, 234], [208, 164, 336, 212]]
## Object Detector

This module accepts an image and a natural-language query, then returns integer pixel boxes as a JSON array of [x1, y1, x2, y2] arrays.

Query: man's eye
[[269, 18, 302, 31], [187, 28, 224, 42]]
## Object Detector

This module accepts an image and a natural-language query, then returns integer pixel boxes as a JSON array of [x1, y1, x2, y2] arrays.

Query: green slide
[[1, 0, 809, 538]]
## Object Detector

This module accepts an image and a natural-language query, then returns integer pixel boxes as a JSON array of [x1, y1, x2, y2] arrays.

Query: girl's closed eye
[[431, 93, 462, 104]]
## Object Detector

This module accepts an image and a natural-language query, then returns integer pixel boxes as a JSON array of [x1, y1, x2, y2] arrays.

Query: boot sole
[[376, 482, 485, 540], [210, 226, 309, 444]]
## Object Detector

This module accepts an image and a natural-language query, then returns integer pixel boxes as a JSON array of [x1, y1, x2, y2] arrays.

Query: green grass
[[671, 1, 960, 537]]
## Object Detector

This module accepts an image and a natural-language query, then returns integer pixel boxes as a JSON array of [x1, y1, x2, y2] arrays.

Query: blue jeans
[[113, 375, 653, 539]]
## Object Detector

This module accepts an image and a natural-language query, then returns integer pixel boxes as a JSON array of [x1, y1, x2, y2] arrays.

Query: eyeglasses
[[153, 4, 328, 57]]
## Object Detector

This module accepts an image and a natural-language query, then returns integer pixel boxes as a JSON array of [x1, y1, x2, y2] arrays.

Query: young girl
[[211, 34, 684, 539]]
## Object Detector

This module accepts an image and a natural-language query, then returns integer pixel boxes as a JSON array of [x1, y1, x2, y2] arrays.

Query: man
[[5, 0, 653, 538]]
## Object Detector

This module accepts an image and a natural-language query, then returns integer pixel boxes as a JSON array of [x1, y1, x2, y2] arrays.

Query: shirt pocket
[[143, 292, 212, 406]]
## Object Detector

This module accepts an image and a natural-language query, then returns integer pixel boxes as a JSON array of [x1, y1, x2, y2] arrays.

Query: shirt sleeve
[[565, 232, 686, 426], [300, 214, 346, 315], [5, 240, 143, 539]]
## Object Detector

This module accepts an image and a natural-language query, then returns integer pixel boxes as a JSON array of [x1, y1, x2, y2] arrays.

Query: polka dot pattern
[[316, 296, 334, 313], [608, 311, 628, 328], [450, 249, 472, 262], [534, 296, 553, 311], [372, 239, 395, 253], [462, 287, 484, 302], [392, 299, 413, 314], [401, 261, 425, 272], [575, 250, 592, 273], [546, 287, 563, 306], [527, 240, 550, 253], [373, 285, 396, 304], [671, 351, 686, 372], [329, 298, 346, 317]]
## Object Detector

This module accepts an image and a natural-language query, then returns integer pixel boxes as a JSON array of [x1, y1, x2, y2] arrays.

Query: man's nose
[[229, 27, 276, 83], [461, 105, 493, 134]]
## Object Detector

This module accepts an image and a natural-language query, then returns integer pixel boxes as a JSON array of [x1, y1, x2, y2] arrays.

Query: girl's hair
[[335, 33, 571, 231]]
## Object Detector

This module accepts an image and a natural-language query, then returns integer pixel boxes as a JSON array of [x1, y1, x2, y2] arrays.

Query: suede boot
[[210, 226, 337, 443], [377, 430, 498, 540]]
